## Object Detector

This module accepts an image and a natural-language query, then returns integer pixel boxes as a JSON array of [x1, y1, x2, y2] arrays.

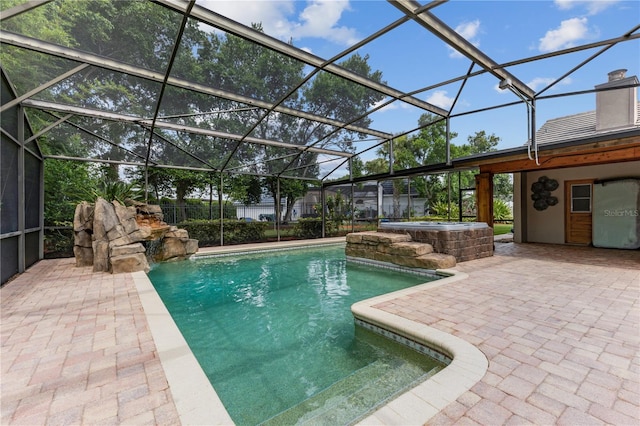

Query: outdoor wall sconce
[[531, 176, 559, 211]]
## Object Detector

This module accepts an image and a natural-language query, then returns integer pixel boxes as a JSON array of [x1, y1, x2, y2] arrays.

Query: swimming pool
[[147, 244, 445, 425]]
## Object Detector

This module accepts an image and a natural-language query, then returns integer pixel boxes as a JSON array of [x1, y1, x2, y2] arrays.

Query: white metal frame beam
[[0, 31, 391, 140], [22, 99, 353, 157], [155, 0, 449, 117]]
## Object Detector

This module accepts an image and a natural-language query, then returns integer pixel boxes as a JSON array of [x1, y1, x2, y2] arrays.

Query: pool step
[[261, 357, 438, 425]]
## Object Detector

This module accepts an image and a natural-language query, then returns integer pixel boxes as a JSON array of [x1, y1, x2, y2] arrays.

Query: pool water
[[148, 245, 444, 425]]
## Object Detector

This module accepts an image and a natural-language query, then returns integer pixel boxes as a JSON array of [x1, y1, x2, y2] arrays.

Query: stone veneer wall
[[379, 227, 494, 262], [345, 232, 457, 270]]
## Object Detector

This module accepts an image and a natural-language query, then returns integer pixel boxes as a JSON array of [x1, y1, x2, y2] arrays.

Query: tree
[[263, 177, 310, 222], [40, 132, 100, 224], [494, 173, 513, 202], [363, 114, 511, 217], [4, 3, 387, 223], [302, 54, 385, 151], [372, 114, 459, 214], [3, 0, 211, 210], [459, 130, 512, 205], [325, 190, 349, 231], [228, 175, 262, 206], [44, 159, 98, 225], [198, 29, 386, 218], [463, 130, 499, 154]]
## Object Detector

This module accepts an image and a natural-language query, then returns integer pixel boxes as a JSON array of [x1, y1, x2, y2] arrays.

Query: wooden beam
[[475, 172, 494, 228], [480, 143, 640, 174]]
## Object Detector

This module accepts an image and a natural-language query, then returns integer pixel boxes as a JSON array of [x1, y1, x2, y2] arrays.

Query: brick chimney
[[595, 69, 639, 132]]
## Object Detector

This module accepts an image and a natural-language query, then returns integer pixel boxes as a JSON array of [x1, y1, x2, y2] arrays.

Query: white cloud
[[448, 19, 481, 58], [554, 0, 619, 15], [425, 90, 454, 109], [456, 19, 481, 40], [197, 0, 295, 35], [196, 0, 358, 46], [292, 1, 359, 45], [538, 17, 589, 52], [527, 76, 573, 91], [371, 98, 412, 112]]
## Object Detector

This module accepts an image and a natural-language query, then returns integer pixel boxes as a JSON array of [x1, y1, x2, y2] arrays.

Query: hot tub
[[379, 221, 489, 231], [378, 221, 493, 262]]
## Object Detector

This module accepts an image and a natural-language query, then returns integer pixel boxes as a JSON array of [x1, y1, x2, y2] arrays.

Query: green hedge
[[179, 219, 269, 246], [292, 218, 339, 239]]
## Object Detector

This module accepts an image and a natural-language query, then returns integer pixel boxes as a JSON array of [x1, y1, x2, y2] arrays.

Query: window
[[571, 184, 591, 212]]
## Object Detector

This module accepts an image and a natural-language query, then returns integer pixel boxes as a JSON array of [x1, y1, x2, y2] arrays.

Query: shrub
[[493, 199, 513, 221], [293, 218, 324, 239], [293, 218, 336, 239], [431, 201, 460, 219], [91, 181, 143, 204], [179, 219, 268, 246], [44, 227, 74, 258]]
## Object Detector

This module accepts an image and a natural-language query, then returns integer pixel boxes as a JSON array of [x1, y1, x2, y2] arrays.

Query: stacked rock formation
[[345, 231, 456, 270], [73, 198, 198, 273]]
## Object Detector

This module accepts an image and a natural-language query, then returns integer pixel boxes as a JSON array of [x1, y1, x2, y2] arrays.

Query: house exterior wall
[[523, 161, 640, 244]]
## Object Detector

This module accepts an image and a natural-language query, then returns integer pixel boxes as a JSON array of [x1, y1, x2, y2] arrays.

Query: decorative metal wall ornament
[[531, 176, 559, 211]]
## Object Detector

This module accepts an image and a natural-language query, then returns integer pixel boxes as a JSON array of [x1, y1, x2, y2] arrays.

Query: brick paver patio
[[1, 259, 180, 425], [378, 242, 639, 425], [1, 241, 638, 425]]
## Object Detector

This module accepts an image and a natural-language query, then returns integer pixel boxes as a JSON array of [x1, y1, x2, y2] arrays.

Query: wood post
[[475, 172, 494, 228]]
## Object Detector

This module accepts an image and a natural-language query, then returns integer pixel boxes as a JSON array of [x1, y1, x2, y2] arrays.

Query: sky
[[196, 0, 639, 158]]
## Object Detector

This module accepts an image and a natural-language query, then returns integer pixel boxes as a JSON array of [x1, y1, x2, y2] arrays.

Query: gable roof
[[534, 102, 640, 146]]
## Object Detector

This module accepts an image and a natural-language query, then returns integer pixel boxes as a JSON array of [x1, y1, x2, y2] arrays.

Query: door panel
[[565, 180, 593, 245]]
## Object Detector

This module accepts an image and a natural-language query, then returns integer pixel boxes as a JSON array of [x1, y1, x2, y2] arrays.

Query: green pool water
[[147, 244, 444, 425]]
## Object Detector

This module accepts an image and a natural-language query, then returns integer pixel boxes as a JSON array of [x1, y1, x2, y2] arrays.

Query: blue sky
[[198, 0, 639, 156]]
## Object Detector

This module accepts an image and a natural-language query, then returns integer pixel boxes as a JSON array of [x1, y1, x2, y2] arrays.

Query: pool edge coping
[[132, 271, 234, 426], [352, 269, 489, 425], [136, 240, 487, 425]]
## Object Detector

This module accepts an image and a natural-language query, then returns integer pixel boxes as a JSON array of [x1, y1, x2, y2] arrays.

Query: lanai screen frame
[[1, 0, 639, 279]]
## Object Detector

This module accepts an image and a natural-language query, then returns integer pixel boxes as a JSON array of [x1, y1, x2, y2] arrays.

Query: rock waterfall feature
[[73, 198, 198, 273]]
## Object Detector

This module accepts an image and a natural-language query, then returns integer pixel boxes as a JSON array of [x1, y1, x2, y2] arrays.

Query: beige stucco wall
[[520, 161, 640, 244]]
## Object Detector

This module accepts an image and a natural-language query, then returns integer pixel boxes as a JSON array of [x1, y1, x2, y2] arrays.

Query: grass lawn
[[493, 223, 513, 235]]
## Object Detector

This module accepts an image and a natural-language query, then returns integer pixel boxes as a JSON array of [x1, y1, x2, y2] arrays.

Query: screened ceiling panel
[[1, 0, 638, 183], [225, 141, 311, 176], [37, 121, 148, 165], [365, 98, 439, 134], [247, 110, 341, 150], [171, 17, 313, 104], [505, 43, 639, 98], [146, 130, 216, 169], [433, 0, 640, 68], [34, 66, 164, 116], [1, 0, 182, 74], [440, 71, 511, 116], [350, 18, 475, 94], [0, 45, 85, 97], [157, 85, 269, 135], [280, 69, 392, 132]]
